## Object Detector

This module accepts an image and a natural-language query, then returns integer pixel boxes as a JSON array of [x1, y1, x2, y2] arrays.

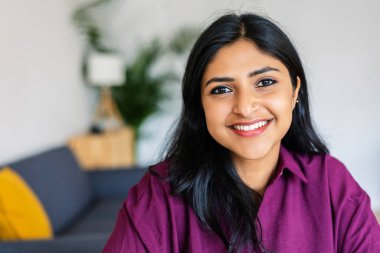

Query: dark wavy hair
[[163, 13, 328, 252]]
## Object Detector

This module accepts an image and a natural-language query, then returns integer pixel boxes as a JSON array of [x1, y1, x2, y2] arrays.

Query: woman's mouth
[[228, 119, 273, 137]]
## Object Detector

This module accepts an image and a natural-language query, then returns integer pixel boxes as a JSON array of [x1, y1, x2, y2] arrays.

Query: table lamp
[[87, 52, 125, 132]]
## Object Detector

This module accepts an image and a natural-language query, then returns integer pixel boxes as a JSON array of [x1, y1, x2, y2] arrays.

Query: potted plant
[[73, 1, 198, 160], [111, 27, 199, 139]]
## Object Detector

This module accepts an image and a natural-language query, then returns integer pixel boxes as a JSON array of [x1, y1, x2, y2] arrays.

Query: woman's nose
[[233, 91, 259, 117]]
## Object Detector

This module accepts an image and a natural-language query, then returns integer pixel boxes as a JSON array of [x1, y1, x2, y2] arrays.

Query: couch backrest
[[9, 146, 93, 234]]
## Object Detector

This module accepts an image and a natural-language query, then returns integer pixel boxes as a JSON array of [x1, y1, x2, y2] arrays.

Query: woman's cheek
[[204, 100, 229, 135]]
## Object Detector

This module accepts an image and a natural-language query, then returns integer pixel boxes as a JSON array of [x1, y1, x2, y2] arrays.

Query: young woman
[[103, 13, 380, 253]]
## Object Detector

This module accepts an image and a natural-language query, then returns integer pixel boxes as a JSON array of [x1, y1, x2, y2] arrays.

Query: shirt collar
[[277, 145, 308, 184]]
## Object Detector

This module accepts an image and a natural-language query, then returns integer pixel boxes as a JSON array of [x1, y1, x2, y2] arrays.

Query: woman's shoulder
[[292, 151, 380, 250], [121, 161, 199, 248], [288, 148, 366, 201], [126, 161, 172, 207], [123, 160, 189, 221]]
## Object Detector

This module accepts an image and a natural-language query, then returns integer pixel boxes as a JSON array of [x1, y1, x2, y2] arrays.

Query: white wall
[[1, 0, 379, 209], [0, 1, 95, 164], [106, 0, 380, 208]]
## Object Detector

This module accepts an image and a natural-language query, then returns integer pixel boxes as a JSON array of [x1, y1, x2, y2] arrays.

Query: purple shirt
[[103, 146, 380, 252]]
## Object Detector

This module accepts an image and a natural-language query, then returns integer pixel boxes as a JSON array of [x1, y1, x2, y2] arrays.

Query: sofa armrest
[[0, 234, 108, 253], [87, 167, 147, 199]]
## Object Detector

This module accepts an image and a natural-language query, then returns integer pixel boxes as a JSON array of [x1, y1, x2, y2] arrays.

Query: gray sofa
[[0, 146, 147, 253]]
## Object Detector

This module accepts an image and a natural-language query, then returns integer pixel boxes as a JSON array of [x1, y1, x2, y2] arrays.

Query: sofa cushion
[[62, 197, 124, 236], [0, 167, 53, 240], [9, 146, 93, 234]]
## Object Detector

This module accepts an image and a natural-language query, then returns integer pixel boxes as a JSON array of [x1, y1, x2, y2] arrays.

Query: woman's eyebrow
[[248, 66, 280, 77], [205, 66, 280, 86], [205, 77, 234, 86]]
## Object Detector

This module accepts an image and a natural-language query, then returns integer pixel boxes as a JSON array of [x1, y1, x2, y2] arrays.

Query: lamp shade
[[87, 52, 124, 86]]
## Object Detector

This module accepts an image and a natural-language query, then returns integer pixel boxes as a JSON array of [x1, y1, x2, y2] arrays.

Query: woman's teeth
[[232, 120, 268, 131]]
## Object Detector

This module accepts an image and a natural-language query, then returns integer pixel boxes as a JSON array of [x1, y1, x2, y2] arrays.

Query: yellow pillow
[[0, 167, 53, 240]]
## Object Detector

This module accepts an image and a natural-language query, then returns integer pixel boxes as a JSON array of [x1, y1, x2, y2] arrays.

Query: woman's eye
[[256, 78, 277, 87], [210, 86, 232, 95]]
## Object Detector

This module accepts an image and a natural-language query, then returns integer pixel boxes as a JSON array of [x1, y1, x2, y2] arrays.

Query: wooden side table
[[68, 127, 135, 170]]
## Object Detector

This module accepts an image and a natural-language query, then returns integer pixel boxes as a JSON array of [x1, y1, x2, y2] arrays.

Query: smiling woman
[[103, 13, 380, 253]]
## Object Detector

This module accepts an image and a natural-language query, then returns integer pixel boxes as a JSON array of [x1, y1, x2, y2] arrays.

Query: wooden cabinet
[[68, 127, 135, 170]]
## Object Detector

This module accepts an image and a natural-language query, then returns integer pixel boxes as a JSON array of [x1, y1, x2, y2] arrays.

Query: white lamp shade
[[88, 52, 124, 86]]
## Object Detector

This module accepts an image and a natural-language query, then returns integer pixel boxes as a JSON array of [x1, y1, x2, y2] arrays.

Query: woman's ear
[[292, 77, 301, 110]]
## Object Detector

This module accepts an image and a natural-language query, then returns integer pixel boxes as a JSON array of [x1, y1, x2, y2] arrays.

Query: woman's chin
[[230, 142, 280, 163]]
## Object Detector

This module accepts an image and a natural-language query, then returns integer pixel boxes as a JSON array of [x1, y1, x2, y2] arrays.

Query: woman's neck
[[232, 143, 281, 195]]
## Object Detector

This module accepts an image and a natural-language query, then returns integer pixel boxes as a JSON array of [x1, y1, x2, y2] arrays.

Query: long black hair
[[163, 13, 328, 252]]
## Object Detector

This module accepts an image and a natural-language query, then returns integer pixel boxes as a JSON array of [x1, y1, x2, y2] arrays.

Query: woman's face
[[201, 39, 300, 165]]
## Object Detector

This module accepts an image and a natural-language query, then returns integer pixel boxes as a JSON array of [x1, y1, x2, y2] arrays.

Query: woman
[[103, 13, 380, 253]]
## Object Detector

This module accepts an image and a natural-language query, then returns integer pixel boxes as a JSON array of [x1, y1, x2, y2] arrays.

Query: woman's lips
[[228, 119, 273, 137]]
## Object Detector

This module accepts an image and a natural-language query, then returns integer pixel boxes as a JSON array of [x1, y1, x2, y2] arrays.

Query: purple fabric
[[103, 145, 380, 252]]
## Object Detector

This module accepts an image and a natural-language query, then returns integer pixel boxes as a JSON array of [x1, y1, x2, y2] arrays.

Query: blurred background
[[0, 0, 379, 213]]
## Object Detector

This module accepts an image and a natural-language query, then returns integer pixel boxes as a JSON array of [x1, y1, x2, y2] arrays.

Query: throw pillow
[[0, 167, 53, 240]]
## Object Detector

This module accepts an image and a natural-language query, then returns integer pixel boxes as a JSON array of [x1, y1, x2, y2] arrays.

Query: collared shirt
[[103, 145, 380, 252]]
